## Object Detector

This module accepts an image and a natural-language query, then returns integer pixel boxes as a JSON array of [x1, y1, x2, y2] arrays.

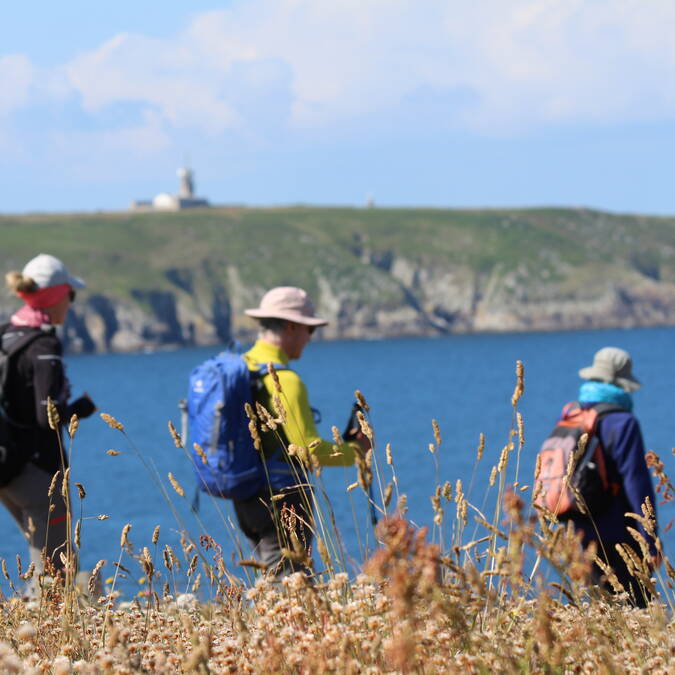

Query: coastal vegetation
[[2, 206, 675, 351], [0, 366, 672, 672]]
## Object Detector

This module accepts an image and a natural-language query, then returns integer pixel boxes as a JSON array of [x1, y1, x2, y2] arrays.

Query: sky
[[2, 0, 675, 214]]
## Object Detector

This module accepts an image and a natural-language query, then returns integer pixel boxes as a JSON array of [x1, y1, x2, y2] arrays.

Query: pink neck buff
[[11, 305, 52, 328], [11, 283, 70, 328]]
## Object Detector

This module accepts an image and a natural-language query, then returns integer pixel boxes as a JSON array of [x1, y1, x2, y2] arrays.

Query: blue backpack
[[187, 351, 288, 500]]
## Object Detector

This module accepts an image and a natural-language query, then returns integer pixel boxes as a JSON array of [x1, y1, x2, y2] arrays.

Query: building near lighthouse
[[130, 167, 210, 211]]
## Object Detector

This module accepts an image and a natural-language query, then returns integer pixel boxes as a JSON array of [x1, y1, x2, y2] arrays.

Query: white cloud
[[3, 0, 675, 154], [0, 54, 34, 116], [51, 108, 170, 159]]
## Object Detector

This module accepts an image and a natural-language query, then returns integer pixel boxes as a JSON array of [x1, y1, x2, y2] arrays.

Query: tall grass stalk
[[0, 366, 671, 672]]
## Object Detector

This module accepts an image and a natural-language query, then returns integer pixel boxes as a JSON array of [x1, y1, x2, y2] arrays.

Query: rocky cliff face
[[2, 207, 675, 353], [3, 256, 674, 353]]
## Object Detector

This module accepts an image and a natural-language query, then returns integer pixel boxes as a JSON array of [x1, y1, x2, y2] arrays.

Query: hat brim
[[244, 308, 328, 327], [68, 274, 86, 289], [579, 366, 641, 392]]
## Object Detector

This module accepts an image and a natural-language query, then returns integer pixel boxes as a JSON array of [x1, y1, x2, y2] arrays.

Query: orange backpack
[[534, 402, 621, 518]]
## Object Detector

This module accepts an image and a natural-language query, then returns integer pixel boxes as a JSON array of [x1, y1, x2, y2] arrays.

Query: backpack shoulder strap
[[560, 401, 626, 435], [591, 402, 626, 417], [255, 361, 290, 376], [1, 326, 48, 386], [560, 401, 580, 418], [250, 361, 291, 388], [1, 325, 48, 358]]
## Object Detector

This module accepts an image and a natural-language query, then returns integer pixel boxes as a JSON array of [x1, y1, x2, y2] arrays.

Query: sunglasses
[[69, 289, 76, 302]]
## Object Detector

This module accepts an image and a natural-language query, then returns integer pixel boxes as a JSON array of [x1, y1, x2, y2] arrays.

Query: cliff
[[1, 207, 674, 352]]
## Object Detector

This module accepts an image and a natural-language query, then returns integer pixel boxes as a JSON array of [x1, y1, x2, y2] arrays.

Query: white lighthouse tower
[[178, 167, 195, 199], [130, 163, 210, 211]]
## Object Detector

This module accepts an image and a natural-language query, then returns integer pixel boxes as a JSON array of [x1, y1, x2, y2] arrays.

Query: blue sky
[[2, 0, 675, 214]]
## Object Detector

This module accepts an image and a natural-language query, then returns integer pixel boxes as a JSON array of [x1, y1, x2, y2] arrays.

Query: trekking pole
[[178, 398, 188, 446], [178, 398, 200, 513], [344, 403, 378, 528]]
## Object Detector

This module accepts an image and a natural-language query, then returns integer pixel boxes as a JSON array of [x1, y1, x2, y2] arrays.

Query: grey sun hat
[[579, 346, 641, 392], [22, 254, 86, 290], [245, 286, 328, 327]]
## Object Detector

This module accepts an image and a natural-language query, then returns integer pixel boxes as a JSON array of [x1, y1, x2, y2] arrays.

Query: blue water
[[1, 326, 674, 594]]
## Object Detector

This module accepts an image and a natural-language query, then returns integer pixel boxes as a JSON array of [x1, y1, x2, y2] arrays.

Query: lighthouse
[[130, 165, 210, 211]]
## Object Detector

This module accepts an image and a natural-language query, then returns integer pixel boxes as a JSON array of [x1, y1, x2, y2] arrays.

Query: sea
[[1, 326, 673, 596]]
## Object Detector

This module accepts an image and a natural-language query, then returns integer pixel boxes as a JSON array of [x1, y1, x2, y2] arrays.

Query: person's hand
[[350, 429, 372, 455], [71, 393, 97, 419]]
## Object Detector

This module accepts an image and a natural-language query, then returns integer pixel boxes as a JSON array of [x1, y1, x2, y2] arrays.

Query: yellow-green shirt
[[243, 340, 357, 467]]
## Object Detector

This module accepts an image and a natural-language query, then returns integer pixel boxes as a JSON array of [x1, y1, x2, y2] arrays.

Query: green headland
[[1, 206, 673, 351]]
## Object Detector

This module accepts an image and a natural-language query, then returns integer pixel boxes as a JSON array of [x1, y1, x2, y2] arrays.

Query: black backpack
[[0, 325, 45, 486]]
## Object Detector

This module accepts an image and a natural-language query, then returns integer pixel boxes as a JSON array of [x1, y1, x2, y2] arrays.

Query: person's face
[[46, 288, 74, 325], [283, 321, 315, 360]]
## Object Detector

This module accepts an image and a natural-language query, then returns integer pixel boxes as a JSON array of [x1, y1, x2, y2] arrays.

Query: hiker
[[0, 254, 96, 587], [236, 286, 369, 576], [539, 346, 658, 607]]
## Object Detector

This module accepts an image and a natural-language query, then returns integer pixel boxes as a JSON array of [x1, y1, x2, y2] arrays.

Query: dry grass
[[0, 522, 672, 673], [0, 366, 673, 673]]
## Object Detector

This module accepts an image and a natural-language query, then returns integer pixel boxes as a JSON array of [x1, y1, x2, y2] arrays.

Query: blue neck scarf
[[578, 381, 633, 411]]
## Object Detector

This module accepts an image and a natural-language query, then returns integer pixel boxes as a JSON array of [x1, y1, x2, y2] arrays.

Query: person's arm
[[604, 415, 658, 555], [30, 337, 96, 426], [29, 337, 67, 430], [272, 370, 358, 467]]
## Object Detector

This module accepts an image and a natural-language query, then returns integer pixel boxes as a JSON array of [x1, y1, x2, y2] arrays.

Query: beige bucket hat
[[579, 346, 641, 392], [245, 287, 328, 327]]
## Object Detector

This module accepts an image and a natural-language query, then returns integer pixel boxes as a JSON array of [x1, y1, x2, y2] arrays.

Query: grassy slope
[[1, 207, 674, 307]]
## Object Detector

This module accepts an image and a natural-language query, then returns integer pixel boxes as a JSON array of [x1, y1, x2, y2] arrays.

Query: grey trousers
[[0, 462, 68, 579], [233, 488, 314, 578]]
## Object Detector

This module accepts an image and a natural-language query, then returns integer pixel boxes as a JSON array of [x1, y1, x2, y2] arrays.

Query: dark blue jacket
[[573, 405, 657, 556]]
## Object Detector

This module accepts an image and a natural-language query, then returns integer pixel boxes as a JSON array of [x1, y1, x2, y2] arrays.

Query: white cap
[[22, 254, 86, 290]]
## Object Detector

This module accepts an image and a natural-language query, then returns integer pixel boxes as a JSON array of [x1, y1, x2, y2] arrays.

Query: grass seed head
[[268, 362, 282, 392], [61, 467, 70, 500], [168, 420, 183, 448], [356, 410, 372, 438], [272, 394, 287, 423], [100, 412, 124, 431], [355, 390, 370, 411], [384, 483, 394, 508], [193, 442, 208, 465], [511, 359, 525, 407], [432, 419, 441, 446], [168, 472, 185, 497], [68, 414, 79, 439], [48, 470, 61, 498], [517, 412, 524, 449], [120, 523, 132, 548], [47, 397, 60, 430], [477, 433, 485, 461], [332, 426, 343, 444], [489, 465, 498, 487], [89, 560, 105, 594]]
